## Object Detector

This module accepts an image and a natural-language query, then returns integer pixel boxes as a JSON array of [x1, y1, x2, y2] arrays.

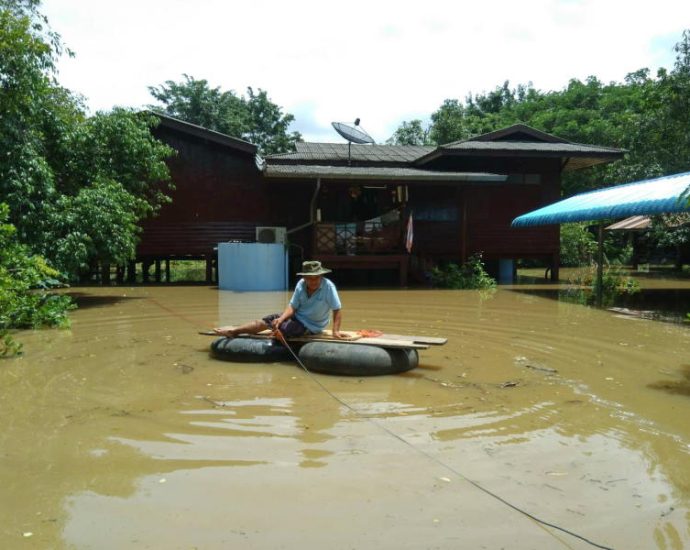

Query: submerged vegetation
[[0, 205, 74, 356], [430, 253, 497, 290], [563, 264, 641, 307]]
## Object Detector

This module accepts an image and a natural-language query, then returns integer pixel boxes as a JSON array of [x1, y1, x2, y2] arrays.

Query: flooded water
[[1, 281, 690, 549]]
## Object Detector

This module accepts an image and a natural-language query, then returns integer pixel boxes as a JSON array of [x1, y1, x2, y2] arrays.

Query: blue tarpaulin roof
[[511, 172, 690, 227]]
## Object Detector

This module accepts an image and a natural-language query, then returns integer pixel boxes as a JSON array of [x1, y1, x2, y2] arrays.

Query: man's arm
[[332, 309, 342, 338], [273, 304, 296, 329]]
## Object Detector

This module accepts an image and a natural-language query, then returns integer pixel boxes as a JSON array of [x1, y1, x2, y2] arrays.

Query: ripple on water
[[3, 285, 690, 550]]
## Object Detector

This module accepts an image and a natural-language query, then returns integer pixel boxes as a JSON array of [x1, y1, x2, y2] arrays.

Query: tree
[[422, 30, 690, 199], [386, 119, 432, 146], [148, 74, 248, 137], [0, 203, 74, 355], [428, 99, 469, 144], [0, 0, 174, 280], [148, 75, 301, 154]]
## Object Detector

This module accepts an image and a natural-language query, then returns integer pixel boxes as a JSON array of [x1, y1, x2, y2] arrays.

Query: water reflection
[[1, 285, 689, 549], [513, 269, 690, 324], [648, 364, 690, 396]]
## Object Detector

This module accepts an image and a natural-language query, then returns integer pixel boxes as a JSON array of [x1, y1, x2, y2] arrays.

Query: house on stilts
[[130, 114, 624, 286]]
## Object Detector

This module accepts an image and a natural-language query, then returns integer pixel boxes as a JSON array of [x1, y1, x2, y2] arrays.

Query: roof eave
[[150, 111, 258, 155], [415, 148, 625, 167], [263, 166, 506, 183]]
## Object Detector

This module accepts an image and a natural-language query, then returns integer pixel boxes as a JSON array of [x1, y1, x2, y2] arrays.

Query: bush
[[430, 253, 497, 290], [564, 264, 640, 306], [560, 223, 597, 266], [0, 204, 75, 356]]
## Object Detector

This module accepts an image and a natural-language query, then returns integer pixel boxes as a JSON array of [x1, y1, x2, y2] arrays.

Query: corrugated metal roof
[[270, 124, 624, 173], [605, 215, 652, 231], [269, 143, 433, 163], [151, 111, 257, 154], [264, 164, 506, 182], [441, 141, 622, 154], [464, 124, 570, 144], [512, 172, 690, 227]]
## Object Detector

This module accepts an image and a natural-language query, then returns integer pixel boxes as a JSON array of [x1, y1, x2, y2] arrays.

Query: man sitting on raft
[[214, 260, 343, 339]]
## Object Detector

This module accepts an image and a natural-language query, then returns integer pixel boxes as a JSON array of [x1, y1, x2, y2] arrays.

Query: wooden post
[[551, 250, 560, 281], [127, 261, 136, 283], [596, 223, 604, 307], [155, 259, 161, 282], [165, 259, 171, 283], [460, 188, 467, 263], [101, 263, 111, 285], [206, 255, 213, 283]]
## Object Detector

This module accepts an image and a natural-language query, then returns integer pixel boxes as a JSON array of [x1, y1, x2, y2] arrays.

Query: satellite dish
[[331, 119, 375, 165], [331, 120, 375, 145]]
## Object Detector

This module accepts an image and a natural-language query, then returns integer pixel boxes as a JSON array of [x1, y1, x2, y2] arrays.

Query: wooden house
[[134, 115, 624, 285]]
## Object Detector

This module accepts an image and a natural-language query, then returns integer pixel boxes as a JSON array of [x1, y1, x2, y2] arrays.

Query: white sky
[[41, 0, 690, 143]]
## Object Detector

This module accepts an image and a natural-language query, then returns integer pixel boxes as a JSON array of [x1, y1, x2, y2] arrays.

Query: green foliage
[[0, 2, 174, 280], [148, 75, 301, 154], [168, 260, 207, 282], [565, 264, 640, 307], [0, 203, 75, 355], [386, 119, 432, 146], [148, 74, 247, 136], [430, 253, 497, 290], [41, 179, 142, 275], [389, 30, 690, 200], [594, 267, 641, 297], [60, 110, 174, 215], [650, 213, 690, 248], [1, 331, 22, 357], [560, 223, 597, 266]]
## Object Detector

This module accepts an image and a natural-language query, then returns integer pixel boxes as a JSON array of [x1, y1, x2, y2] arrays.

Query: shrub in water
[[430, 253, 497, 290], [0, 204, 75, 356]]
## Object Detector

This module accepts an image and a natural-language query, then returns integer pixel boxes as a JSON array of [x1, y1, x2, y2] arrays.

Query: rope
[[274, 329, 614, 550]]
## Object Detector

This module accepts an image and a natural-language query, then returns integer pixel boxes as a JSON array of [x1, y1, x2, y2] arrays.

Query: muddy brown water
[[1, 282, 690, 549]]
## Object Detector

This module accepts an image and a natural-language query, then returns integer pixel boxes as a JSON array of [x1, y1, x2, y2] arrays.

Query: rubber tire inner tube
[[298, 341, 419, 376], [211, 337, 292, 363]]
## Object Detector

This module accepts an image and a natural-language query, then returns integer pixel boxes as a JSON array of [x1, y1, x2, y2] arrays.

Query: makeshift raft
[[209, 329, 446, 376]]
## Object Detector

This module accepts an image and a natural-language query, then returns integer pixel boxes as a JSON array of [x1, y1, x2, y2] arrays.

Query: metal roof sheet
[[150, 111, 257, 154], [512, 172, 690, 227], [264, 164, 506, 182], [270, 143, 433, 163], [441, 141, 622, 154], [605, 215, 652, 231]]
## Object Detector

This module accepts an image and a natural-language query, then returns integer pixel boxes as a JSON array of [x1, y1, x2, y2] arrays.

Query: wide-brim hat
[[297, 260, 332, 276]]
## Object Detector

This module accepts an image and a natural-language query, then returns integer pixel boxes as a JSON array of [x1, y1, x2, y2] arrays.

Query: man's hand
[[332, 330, 343, 339], [273, 328, 288, 346]]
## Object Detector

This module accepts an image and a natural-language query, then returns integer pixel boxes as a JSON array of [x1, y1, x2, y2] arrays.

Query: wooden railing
[[313, 220, 403, 255]]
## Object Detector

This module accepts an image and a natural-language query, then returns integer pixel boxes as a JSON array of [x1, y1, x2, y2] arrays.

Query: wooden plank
[[253, 329, 362, 341], [379, 334, 447, 345], [201, 330, 428, 349], [288, 335, 428, 350]]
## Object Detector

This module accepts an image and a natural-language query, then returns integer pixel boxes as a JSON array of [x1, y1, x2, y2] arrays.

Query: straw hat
[[297, 260, 332, 276]]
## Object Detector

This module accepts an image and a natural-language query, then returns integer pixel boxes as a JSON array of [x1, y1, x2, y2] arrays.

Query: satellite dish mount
[[331, 119, 375, 165]]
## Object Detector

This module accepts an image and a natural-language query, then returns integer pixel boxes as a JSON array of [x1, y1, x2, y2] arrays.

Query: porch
[[310, 218, 410, 286]]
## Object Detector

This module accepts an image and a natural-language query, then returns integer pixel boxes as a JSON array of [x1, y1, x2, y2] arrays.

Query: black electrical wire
[[275, 331, 615, 550]]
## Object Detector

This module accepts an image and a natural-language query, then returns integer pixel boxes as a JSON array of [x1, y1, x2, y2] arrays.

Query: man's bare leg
[[213, 320, 269, 338]]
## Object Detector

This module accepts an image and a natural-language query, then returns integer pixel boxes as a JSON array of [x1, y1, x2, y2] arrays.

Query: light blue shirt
[[289, 278, 342, 333]]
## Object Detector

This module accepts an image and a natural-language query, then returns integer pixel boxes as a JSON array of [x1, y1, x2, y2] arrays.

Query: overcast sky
[[41, 0, 690, 143]]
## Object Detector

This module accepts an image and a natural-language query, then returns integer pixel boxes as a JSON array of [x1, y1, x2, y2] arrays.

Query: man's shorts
[[262, 313, 308, 338]]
